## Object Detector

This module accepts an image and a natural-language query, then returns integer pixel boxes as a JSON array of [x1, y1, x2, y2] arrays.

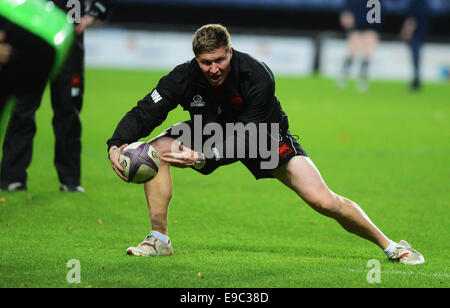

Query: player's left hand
[[161, 142, 201, 168], [75, 14, 95, 35]]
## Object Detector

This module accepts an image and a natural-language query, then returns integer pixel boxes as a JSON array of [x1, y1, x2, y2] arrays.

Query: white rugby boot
[[126, 235, 173, 256], [388, 240, 425, 265]]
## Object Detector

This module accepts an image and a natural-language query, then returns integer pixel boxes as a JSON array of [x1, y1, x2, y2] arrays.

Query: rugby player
[[107, 24, 424, 265], [338, 0, 382, 92]]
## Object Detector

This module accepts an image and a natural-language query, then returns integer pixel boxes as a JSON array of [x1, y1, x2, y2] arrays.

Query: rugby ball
[[119, 142, 160, 184]]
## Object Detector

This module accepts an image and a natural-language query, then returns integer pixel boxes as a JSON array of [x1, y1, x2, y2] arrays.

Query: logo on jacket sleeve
[[151, 90, 163, 103], [191, 95, 205, 107]]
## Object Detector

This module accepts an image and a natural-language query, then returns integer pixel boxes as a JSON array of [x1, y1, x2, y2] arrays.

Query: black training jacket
[[107, 49, 290, 151]]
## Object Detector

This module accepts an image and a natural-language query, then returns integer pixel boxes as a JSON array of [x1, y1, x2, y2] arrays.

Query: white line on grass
[[346, 268, 450, 278]]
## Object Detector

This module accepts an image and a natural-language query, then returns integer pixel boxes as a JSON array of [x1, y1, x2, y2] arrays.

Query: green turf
[[0, 69, 448, 288]]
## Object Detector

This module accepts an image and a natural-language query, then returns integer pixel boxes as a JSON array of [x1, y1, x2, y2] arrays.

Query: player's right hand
[[109, 144, 129, 182]]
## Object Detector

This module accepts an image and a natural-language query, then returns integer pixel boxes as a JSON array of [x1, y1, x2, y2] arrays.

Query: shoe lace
[[391, 244, 419, 260], [144, 235, 154, 242]]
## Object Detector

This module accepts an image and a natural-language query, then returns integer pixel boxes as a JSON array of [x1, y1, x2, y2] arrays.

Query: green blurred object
[[0, 0, 74, 146], [0, 98, 15, 148], [0, 0, 74, 79]]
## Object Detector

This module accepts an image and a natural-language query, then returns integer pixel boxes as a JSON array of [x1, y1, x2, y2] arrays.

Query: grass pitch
[[0, 69, 448, 288]]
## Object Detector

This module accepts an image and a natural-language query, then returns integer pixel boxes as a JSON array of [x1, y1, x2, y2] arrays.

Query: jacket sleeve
[[106, 73, 180, 150]]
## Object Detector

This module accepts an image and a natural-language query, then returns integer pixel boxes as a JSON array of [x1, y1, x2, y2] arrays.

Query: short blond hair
[[192, 24, 232, 57]]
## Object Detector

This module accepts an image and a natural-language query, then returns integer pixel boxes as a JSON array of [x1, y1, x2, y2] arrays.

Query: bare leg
[[339, 31, 361, 88], [144, 160, 172, 235], [358, 30, 379, 90], [143, 136, 178, 235], [272, 156, 391, 250], [348, 31, 362, 59], [360, 30, 379, 61]]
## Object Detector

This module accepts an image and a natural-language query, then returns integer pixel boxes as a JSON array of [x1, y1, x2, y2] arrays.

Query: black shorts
[[151, 120, 307, 180]]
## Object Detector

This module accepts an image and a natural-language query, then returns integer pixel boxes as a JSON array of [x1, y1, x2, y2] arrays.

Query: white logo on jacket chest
[[191, 95, 205, 107]]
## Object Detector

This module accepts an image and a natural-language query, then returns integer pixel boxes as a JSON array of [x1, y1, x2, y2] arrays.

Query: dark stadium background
[[109, 0, 450, 39]]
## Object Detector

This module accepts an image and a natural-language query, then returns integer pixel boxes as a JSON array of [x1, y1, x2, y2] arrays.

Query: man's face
[[196, 45, 232, 87]]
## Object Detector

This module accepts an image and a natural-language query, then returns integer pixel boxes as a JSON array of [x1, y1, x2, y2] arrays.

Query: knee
[[149, 137, 175, 168], [150, 137, 182, 157], [306, 191, 343, 217], [150, 137, 170, 155]]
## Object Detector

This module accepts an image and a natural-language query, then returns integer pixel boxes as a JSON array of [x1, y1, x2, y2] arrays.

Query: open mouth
[[210, 75, 222, 83]]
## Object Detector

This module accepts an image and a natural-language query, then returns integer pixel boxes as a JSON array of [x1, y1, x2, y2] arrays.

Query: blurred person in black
[[338, 0, 383, 92], [0, 0, 113, 192], [400, 0, 430, 91]]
